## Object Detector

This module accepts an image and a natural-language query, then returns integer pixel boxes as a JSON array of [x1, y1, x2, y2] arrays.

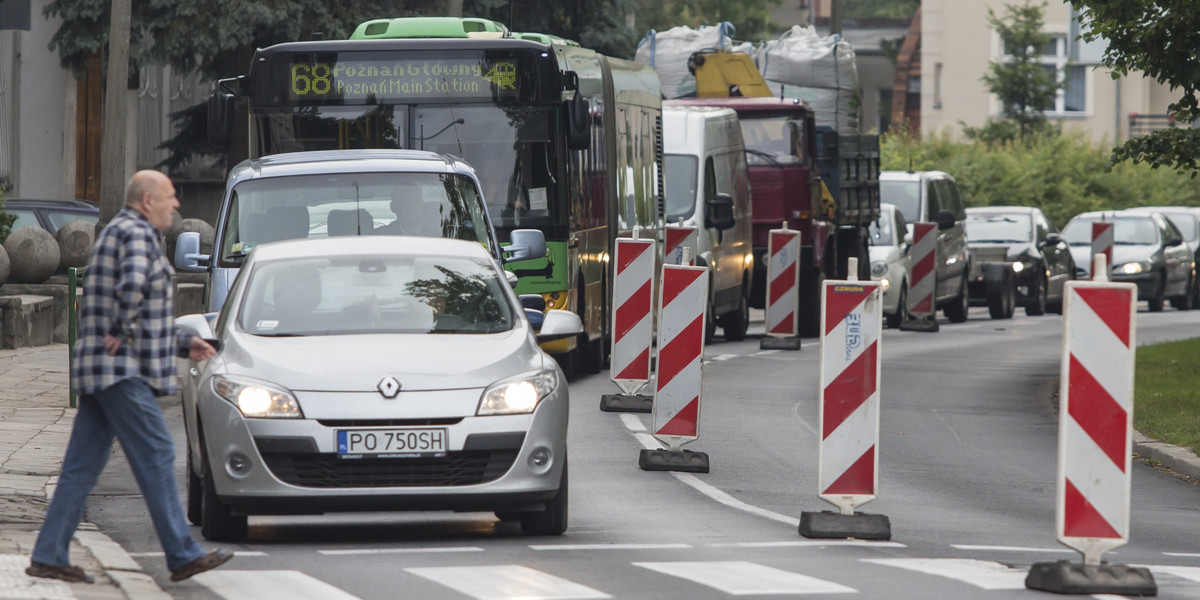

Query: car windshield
[[965, 213, 1032, 243], [738, 116, 802, 166], [1160, 212, 1199, 242], [238, 254, 513, 336], [869, 213, 894, 246], [217, 172, 489, 267], [880, 180, 920, 223], [1062, 216, 1158, 246], [664, 154, 699, 221]]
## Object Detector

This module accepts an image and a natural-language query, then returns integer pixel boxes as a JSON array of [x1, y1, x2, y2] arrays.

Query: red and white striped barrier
[[1056, 254, 1137, 565], [665, 226, 698, 266], [1091, 222, 1114, 281], [900, 222, 938, 331], [609, 238, 655, 394], [818, 263, 882, 514], [651, 263, 708, 448], [765, 228, 801, 338]]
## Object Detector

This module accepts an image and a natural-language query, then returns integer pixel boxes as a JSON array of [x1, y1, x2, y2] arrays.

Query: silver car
[[176, 236, 581, 542], [869, 203, 911, 328]]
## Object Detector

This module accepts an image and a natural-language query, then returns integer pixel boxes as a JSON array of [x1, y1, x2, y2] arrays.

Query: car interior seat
[[327, 208, 374, 236]]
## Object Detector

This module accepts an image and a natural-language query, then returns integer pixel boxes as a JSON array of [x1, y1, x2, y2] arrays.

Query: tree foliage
[[844, 0, 920, 19], [632, 0, 781, 43], [1070, 0, 1200, 175], [975, 1, 1061, 142], [464, 0, 638, 58], [0, 188, 13, 244]]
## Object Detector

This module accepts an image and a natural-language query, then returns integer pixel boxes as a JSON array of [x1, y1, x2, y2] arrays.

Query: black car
[[3, 198, 99, 236], [964, 206, 1076, 316]]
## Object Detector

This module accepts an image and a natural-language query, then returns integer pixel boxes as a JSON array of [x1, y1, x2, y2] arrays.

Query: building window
[[1036, 34, 1087, 115], [933, 63, 943, 109]]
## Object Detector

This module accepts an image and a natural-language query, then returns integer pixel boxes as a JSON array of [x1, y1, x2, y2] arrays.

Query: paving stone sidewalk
[[0, 345, 169, 600]]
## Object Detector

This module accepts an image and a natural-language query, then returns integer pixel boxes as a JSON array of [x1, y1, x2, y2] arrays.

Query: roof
[[249, 235, 491, 263], [880, 170, 952, 181], [227, 150, 476, 185], [965, 206, 1038, 214], [664, 97, 813, 116]]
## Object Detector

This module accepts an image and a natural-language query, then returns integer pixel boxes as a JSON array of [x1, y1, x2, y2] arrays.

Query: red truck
[[667, 96, 881, 336]]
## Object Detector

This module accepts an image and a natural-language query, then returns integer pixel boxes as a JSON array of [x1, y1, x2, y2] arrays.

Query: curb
[[1133, 432, 1200, 482], [75, 527, 171, 600]]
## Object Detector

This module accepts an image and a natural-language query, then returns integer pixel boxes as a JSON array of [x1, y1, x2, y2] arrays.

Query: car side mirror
[[935, 209, 956, 231], [176, 313, 216, 339], [706, 192, 736, 231], [207, 92, 236, 149], [1165, 235, 1184, 248], [1042, 233, 1064, 247], [519, 294, 546, 311], [904, 231, 914, 247], [536, 309, 583, 343], [504, 229, 547, 263], [174, 231, 211, 272]]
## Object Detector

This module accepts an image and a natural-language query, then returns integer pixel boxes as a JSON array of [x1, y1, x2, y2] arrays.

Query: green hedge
[[880, 129, 1200, 228]]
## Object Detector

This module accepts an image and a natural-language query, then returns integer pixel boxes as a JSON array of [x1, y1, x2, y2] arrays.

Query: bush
[[881, 128, 1200, 227], [0, 188, 15, 244]]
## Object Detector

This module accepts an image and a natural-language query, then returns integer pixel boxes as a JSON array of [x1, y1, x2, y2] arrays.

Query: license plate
[[336, 428, 448, 456]]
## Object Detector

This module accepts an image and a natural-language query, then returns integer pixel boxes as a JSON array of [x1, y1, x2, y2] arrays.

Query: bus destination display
[[284, 54, 520, 103]]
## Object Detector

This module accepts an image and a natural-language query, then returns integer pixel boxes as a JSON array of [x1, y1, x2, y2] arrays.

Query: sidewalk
[[0, 345, 169, 600]]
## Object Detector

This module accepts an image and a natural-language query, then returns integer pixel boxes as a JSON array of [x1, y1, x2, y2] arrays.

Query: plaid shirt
[[73, 208, 192, 396]]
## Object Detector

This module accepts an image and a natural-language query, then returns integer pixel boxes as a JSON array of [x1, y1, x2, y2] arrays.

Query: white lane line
[[752, 349, 780, 356], [951, 544, 1074, 554], [633, 561, 855, 595], [1132, 564, 1200, 584], [406, 565, 610, 600], [126, 550, 269, 557], [192, 570, 361, 599], [530, 543, 691, 551], [711, 354, 738, 361], [863, 558, 1027, 590], [1163, 552, 1200, 558], [709, 540, 906, 549], [619, 413, 646, 432], [318, 547, 483, 556], [633, 433, 800, 527]]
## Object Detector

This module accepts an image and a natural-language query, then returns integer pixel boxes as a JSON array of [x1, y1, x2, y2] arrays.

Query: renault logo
[[377, 377, 401, 398]]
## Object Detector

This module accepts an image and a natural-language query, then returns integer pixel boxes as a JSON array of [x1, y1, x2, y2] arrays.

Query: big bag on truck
[[756, 25, 860, 133], [635, 23, 754, 99]]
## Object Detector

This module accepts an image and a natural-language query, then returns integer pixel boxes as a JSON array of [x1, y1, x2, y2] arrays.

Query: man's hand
[[103, 334, 124, 356], [188, 337, 217, 362]]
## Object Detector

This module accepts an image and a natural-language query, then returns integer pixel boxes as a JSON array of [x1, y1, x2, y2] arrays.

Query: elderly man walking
[[26, 170, 233, 584]]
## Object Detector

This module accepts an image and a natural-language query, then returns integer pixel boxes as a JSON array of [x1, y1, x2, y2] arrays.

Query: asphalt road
[[86, 306, 1200, 599]]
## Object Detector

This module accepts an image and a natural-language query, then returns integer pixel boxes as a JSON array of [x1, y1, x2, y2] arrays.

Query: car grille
[[261, 451, 519, 488]]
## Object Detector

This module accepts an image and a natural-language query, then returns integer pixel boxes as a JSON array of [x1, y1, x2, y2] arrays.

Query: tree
[[844, 0, 920, 19], [464, 0, 638, 58], [632, 0, 781, 43], [1070, 0, 1200, 175], [974, 1, 1061, 142]]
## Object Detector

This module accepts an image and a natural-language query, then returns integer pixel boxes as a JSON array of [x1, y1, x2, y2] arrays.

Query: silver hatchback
[[177, 236, 581, 541]]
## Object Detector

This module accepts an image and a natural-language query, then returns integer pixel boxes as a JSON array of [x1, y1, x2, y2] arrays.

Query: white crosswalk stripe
[[632, 561, 855, 595], [405, 565, 611, 600], [862, 558, 1028, 590], [191, 570, 361, 600]]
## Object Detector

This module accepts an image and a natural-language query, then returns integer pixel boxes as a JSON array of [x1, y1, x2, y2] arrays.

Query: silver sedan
[[177, 236, 581, 542]]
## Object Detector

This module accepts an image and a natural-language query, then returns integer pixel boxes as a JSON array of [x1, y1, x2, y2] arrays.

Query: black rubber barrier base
[[600, 394, 653, 413], [898, 316, 939, 332], [639, 449, 710, 473], [760, 335, 802, 350], [1025, 561, 1156, 596], [798, 511, 892, 540]]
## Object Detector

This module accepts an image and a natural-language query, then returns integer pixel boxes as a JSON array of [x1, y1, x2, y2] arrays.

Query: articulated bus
[[207, 17, 664, 375]]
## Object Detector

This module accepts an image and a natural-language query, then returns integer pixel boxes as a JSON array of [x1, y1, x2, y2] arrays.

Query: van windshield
[[880, 180, 921, 224], [217, 172, 490, 268], [664, 154, 699, 221]]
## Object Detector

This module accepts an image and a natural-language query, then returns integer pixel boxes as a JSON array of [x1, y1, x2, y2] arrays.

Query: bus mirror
[[566, 90, 590, 150], [207, 92, 235, 149], [505, 229, 547, 263]]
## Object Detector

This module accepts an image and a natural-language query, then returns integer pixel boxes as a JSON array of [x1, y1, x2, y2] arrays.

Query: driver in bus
[[378, 182, 426, 235]]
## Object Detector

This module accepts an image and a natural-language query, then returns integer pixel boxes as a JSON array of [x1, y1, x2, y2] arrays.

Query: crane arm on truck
[[688, 50, 772, 98]]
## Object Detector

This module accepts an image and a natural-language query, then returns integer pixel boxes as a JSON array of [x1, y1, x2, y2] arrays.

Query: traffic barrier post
[[1026, 254, 1156, 595], [899, 222, 939, 332], [761, 227, 802, 350], [800, 258, 891, 540], [665, 225, 698, 266], [601, 236, 657, 413], [1090, 222, 1114, 281], [640, 254, 710, 473]]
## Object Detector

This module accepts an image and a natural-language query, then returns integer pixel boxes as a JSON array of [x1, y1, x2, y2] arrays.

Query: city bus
[[206, 17, 664, 376]]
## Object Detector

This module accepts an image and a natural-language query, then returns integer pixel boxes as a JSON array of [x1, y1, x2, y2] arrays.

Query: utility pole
[[830, 0, 843, 35], [98, 0, 132, 227]]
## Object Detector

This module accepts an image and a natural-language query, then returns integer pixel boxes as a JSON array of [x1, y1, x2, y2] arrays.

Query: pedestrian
[[26, 170, 233, 584]]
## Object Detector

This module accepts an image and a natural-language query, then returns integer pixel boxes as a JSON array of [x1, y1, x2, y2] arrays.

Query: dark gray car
[[1124, 206, 1200, 307], [965, 206, 1075, 315]]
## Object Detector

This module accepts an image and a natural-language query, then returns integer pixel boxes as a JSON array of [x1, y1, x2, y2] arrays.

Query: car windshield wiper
[[744, 149, 783, 166], [252, 332, 307, 337]]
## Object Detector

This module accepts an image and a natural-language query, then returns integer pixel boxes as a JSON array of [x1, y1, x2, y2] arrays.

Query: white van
[[662, 104, 754, 341]]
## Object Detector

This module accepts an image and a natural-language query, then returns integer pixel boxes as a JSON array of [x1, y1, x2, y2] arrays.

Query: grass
[[1135, 337, 1200, 457]]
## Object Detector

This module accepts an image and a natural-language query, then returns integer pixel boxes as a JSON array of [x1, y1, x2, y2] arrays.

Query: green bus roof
[[351, 17, 510, 40], [513, 32, 580, 46]]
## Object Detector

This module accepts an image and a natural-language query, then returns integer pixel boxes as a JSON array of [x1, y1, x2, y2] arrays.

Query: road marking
[[951, 544, 1074, 553], [619, 413, 645, 432], [752, 349, 779, 356], [530, 543, 691, 551], [633, 561, 855, 594], [406, 565, 610, 600], [1133, 564, 1200, 584], [863, 558, 1026, 590], [318, 547, 483, 556], [633, 433, 800, 527], [192, 570, 360, 599], [708, 540, 906, 549], [126, 550, 269, 557], [711, 354, 737, 361], [1163, 552, 1200, 558], [0, 554, 73, 600]]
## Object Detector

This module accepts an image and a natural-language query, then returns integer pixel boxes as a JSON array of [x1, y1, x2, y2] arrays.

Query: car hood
[[1069, 244, 1157, 271], [869, 245, 902, 262], [214, 327, 544, 392]]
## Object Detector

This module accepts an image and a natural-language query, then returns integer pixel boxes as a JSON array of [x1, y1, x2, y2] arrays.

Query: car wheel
[[987, 272, 1015, 320], [718, 288, 750, 341], [944, 274, 970, 323], [1170, 273, 1194, 311], [520, 459, 568, 536], [186, 449, 202, 526], [1148, 273, 1166, 312], [200, 452, 248, 542], [886, 282, 907, 329], [1026, 274, 1047, 316]]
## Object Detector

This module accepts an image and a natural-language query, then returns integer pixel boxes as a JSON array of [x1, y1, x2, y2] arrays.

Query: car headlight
[[478, 370, 558, 415], [212, 374, 303, 418], [870, 260, 888, 278], [1118, 261, 1148, 275], [1011, 261, 1025, 273]]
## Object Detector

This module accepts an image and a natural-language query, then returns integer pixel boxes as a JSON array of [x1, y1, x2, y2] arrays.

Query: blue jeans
[[33, 378, 206, 571]]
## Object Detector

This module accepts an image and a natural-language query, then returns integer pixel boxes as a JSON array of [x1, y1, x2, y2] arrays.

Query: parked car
[[880, 170, 970, 322], [175, 236, 581, 542], [2, 198, 98, 235], [869, 203, 911, 328], [1123, 206, 1200, 307], [964, 206, 1075, 316], [1061, 210, 1194, 311]]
